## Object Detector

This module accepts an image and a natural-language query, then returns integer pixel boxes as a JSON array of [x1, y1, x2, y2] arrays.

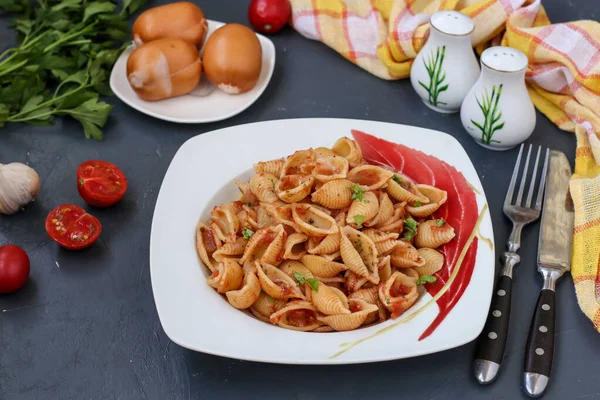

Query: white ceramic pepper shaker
[[410, 10, 480, 113], [460, 46, 536, 150]]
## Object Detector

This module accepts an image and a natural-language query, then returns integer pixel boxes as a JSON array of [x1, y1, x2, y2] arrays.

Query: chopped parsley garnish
[[266, 295, 276, 303], [436, 218, 445, 227], [416, 275, 437, 285], [349, 183, 366, 202], [293, 272, 319, 291], [414, 200, 421, 207], [246, 202, 253, 207], [403, 217, 417, 241], [353, 214, 366, 228], [242, 228, 254, 240], [270, 179, 276, 191], [393, 174, 409, 189]]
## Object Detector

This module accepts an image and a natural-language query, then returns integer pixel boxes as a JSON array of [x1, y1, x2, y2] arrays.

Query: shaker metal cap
[[481, 46, 529, 73], [430, 10, 475, 36]]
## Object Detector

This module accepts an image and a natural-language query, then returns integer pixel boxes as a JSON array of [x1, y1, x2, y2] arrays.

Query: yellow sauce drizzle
[[467, 180, 481, 195], [330, 204, 489, 360]]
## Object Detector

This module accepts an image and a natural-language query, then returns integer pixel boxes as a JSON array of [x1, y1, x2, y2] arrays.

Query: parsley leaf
[[293, 272, 319, 291], [392, 174, 402, 184], [403, 217, 418, 241], [416, 275, 437, 285], [353, 214, 366, 228], [242, 228, 254, 240], [349, 184, 365, 201], [293, 272, 305, 284], [270, 179, 276, 191], [414, 200, 421, 207], [436, 218, 445, 227]]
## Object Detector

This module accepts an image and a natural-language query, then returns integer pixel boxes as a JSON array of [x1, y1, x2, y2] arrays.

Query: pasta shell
[[332, 137, 363, 165], [282, 233, 309, 260], [279, 260, 314, 279], [314, 147, 336, 158], [365, 192, 394, 227], [253, 158, 285, 177], [378, 255, 393, 282], [312, 326, 336, 332], [306, 232, 340, 255], [344, 270, 369, 293], [346, 191, 379, 227], [339, 226, 379, 284], [250, 292, 287, 323], [334, 210, 347, 227], [315, 276, 345, 285], [210, 206, 239, 243], [301, 254, 347, 278], [375, 238, 400, 255], [346, 165, 394, 191], [414, 219, 456, 249], [249, 172, 279, 203], [237, 208, 259, 231], [240, 224, 287, 266], [213, 237, 247, 261], [277, 174, 314, 203], [292, 204, 338, 237], [403, 268, 419, 280], [220, 201, 244, 216], [225, 270, 261, 309], [385, 174, 429, 204], [321, 251, 341, 261], [362, 229, 399, 244], [281, 149, 315, 177], [196, 223, 219, 271], [317, 299, 378, 331], [390, 241, 426, 268], [415, 248, 445, 276], [310, 179, 354, 209], [310, 284, 350, 315], [233, 179, 250, 194], [405, 185, 448, 217], [256, 261, 305, 300], [207, 259, 244, 293], [313, 155, 349, 182], [269, 300, 324, 331], [348, 286, 387, 325], [256, 206, 276, 228], [378, 271, 419, 318], [377, 219, 404, 234], [263, 203, 301, 233]]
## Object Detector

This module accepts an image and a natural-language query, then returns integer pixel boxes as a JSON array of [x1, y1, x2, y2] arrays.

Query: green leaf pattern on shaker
[[418, 45, 449, 107], [471, 84, 505, 145]]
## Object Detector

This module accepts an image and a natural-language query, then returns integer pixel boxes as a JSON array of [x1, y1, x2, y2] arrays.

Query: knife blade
[[523, 150, 574, 398]]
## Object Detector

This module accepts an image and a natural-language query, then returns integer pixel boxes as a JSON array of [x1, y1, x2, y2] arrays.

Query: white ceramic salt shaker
[[460, 46, 536, 150], [410, 11, 480, 113]]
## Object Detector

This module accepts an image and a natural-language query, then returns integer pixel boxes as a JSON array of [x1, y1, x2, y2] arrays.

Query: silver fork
[[474, 144, 550, 385]]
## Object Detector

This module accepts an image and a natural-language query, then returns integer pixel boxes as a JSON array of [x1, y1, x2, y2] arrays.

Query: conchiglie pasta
[[317, 299, 378, 331], [269, 300, 323, 331], [314, 147, 336, 158], [340, 226, 379, 284], [346, 191, 379, 227], [253, 158, 285, 177], [311, 179, 354, 209], [306, 233, 340, 255], [415, 248, 445, 276], [378, 255, 393, 282], [210, 206, 239, 243], [213, 237, 246, 261], [279, 260, 314, 279], [405, 184, 448, 217], [281, 149, 314, 177], [332, 137, 363, 165], [250, 292, 287, 322], [378, 271, 419, 318], [277, 174, 314, 203], [310, 284, 350, 315], [414, 219, 456, 249], [301, 254, 347, 278], [250, 172, 279, 203], [385, 174, 430, 204], [312, 156, 349, 182], [240, 225, 287, 266], [196, 223, 219, 271], [390, 241, 426, 268], [225, 270, 261, 309], [256, 261, 305, 300], [282, 233, 309, 260], [207, 259, 244, 293], [365, 192, 394, 227], [292, 204, 338, 236], [346, 165, 394, 190]]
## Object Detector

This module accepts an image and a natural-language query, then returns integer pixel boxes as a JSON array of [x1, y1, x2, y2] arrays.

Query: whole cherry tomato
[[248, 0, 291, 34], [45, 204, 102, 250], [77, 160, 128, 208], [0, 245, 30, 294]]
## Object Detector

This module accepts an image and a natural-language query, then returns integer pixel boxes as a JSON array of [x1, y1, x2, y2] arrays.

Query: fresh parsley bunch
[[0, 0, 146, 139]]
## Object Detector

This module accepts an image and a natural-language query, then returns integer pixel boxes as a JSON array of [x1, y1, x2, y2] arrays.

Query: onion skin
[[132, 2, 208, 48], [202, 23, 262, 94], [126, 38, 202, 102]]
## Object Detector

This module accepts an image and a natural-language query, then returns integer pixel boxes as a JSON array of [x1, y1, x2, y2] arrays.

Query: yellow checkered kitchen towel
[[290, 0, 600, 330]]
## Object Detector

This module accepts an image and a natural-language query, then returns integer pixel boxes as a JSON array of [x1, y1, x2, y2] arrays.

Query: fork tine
[[515, 144, 532, 206], [535, 149, 550, 210], [525, 146, 542, 208], [505, 144, 524, 206]]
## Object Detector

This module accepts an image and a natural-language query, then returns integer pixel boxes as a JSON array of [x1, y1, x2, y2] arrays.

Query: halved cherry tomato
[[45, 204, 102, 250], [0, 245, 30, 294], [77, 160, 128, 208]]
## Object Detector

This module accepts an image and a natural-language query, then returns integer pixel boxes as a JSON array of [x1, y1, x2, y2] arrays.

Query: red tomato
[[0, 245, 30, 294], [45, 204, 102, 250], [77, 160, 128, 208], [248, 0, 291, 34]]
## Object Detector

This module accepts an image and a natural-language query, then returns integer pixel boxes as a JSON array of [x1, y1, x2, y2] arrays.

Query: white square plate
[[150, 118, 495, 364], [109, 20, 275, 123]]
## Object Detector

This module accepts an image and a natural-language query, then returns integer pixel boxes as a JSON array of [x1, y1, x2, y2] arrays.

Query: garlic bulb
[[0, 163, 41, 215]]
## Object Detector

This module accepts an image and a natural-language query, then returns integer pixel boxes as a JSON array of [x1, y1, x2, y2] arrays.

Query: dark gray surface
[[1, 1, 599, 399]]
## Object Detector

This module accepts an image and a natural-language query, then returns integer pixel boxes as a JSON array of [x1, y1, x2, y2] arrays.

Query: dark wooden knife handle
[[474, 274, 512, 375], [524, 289, 555, 388]]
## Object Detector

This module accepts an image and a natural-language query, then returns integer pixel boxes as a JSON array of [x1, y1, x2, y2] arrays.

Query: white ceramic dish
[[109, 20, 275, 123], [150, 118, 495, 364]]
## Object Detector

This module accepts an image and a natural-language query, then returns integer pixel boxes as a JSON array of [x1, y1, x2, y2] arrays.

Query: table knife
[[523, 150, 574, 398]]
